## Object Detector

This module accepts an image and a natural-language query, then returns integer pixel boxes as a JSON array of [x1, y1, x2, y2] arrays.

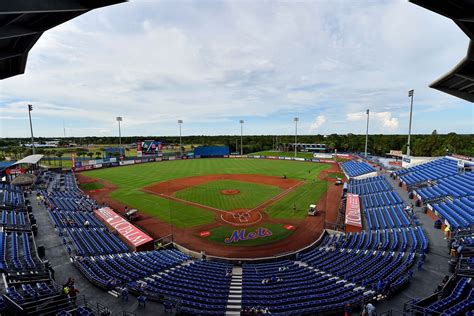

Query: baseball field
[[78, 158, 341, 256]]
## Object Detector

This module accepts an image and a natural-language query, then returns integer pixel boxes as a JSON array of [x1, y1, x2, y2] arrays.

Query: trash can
[[434, 219, 442, 229], [448, 259, 457, 273], [399, 182, 403, 187], [415, 199, 421, 207], [408, 191, 414, 199], [422, 206, 427, 214]]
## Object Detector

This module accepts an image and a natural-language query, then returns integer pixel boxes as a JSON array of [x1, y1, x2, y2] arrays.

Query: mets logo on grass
[[224, 227, 272, 244]]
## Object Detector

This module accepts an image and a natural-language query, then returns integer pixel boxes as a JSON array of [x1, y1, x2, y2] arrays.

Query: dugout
[[194, 146, 229, 158]]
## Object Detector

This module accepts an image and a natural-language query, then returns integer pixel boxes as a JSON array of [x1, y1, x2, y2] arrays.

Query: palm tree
[[56, 152, 64, 168], [95, 151, 102, 159], [87, 152, 94, 160], [50, 150, 57, 166]]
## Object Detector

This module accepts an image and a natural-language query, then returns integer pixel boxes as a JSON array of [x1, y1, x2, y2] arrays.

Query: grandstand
[[0, 155, 471, 315], [5, 166, 428, 315], [341, 160, 377, 179], [0, 0, 472, 313]]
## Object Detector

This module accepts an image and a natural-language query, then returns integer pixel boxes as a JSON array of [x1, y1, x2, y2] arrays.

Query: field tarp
[[94, 207, 154, 251], [345, 193, 362, 233]]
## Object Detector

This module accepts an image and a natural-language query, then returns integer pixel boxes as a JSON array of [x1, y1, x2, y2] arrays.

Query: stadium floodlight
[[28, 104, 35, 155], [116, 117, 123, 158], [240, 120, 244, 155], [293, 117, 299, 158], [364, 109, 370, 157], [178, 120, 183, 156], [407, 90, 414, 157]]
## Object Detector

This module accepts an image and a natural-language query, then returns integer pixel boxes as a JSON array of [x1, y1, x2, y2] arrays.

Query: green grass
[[249, 151, 318, 159], [79, 182, 104, 191], [265, 180, 329, 219], [326, 172, 344, 179], [175, 180, 281, 210], [84, 158, 331, 228], [41, 160, 73, 168], [206, 223, 294, 246]]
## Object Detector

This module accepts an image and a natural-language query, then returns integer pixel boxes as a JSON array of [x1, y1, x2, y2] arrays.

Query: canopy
[[14, 154, 43, 165]]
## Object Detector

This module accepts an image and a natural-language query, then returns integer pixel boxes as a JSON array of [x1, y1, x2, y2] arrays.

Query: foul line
[[141, 180, 304, 219]]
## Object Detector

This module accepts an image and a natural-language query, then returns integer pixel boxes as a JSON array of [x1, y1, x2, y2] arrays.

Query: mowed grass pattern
[[265, 180, 329, 219], [83, 159, 331, 228], [174, 180, 282, 211], [79, 182, 104, 191]]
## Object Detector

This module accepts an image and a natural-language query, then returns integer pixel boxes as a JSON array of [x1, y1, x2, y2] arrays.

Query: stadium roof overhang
[[0, 0, 126, 80], [14, 154, 43, 165], [410, 0, 474, 102]]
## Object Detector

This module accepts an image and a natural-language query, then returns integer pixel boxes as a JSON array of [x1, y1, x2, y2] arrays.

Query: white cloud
[[0, 0, 470, 137], [346, 111, 399, 131], [309, 115, 327, 131]]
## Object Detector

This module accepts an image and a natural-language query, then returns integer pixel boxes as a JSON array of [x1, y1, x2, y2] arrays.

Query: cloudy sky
[[0, 0, 473, 137]]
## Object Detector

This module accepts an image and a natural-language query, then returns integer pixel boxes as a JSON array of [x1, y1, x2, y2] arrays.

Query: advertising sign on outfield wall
[[94, 207, 153, 251]]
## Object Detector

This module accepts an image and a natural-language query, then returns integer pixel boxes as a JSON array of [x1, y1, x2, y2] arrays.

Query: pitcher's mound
[[221, 189, 240, 195]]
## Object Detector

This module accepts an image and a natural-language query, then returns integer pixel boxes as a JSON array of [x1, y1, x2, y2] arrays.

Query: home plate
[[200, 231, 211, 237], [284, 224, 295, 230]]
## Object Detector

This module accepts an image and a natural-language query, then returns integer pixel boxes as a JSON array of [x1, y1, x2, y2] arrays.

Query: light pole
[[116, 117, 123, 158], [364, 109, 370, 157], [407, 89, 414, 157], [178, 120, 183, 157], [240, 120, 244, 155], [28, 104, 36, 155], [294, 117, 299, 158]]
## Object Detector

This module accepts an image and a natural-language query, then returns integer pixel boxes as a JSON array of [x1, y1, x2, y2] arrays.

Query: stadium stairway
[[226, 266, 242, 315], [377, 172, 451, 311]]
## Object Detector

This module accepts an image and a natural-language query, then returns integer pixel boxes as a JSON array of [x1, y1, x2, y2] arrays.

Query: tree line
[[0, 131, 472, 161]]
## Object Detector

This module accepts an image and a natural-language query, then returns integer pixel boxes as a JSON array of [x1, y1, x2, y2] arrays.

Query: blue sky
[[0, 0, 473, 137]]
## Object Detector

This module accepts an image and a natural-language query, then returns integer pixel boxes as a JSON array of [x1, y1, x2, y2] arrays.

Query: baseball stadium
[[0, 1, 473, 316]]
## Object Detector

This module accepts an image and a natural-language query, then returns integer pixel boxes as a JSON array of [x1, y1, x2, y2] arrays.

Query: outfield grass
[[206, 223, 294, 246], [265, 180, 328, 219], [84, 158, 331, 228], [79, 182, 104, 191], [175, 180, 282, 211]]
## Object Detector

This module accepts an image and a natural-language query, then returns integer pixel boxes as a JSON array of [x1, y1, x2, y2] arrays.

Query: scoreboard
[[137, 140, 162, 157]]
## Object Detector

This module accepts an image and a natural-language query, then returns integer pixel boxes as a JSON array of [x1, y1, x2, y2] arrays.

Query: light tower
[[116, 116, 123, 158], [293, 117, 299, 158], [239, 120, 244, 155], [407, 89, 414, 157], [178, 120, 183, 156], [28, 104, 35, 154], [364, 109, 370, 157]]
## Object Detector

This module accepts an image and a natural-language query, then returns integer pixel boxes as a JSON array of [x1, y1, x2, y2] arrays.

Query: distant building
[[285, 143, 328, 153]]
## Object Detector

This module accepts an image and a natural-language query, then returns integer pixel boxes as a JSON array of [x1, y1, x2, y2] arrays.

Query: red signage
[[345, 193, 362, 229], [199, 231, 211, 238], [94, 207, 153, 250], [6, 167, 25, 175]]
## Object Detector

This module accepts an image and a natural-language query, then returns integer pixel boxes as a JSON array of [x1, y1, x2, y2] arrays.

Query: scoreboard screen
[[137, 140, 162, 157]]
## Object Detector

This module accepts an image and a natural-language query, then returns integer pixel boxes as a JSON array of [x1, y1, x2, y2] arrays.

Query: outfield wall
[[72, 154, 338, 172]]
